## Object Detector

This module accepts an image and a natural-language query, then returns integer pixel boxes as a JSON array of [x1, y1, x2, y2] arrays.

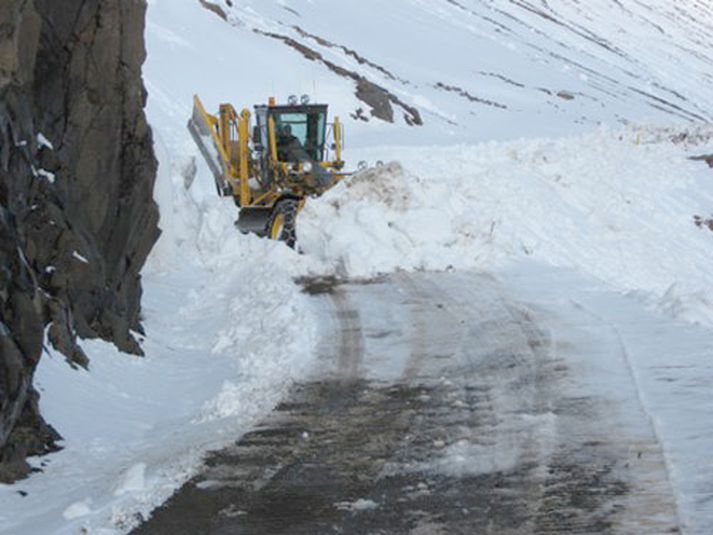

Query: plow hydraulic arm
[[188, 95, 251, 205]]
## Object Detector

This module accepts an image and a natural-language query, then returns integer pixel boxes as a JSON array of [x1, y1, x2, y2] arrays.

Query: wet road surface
[[133, 271, 679, 534]]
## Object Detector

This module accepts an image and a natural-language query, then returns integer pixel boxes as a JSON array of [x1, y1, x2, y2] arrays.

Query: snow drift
[[300, 125, 713, 326]]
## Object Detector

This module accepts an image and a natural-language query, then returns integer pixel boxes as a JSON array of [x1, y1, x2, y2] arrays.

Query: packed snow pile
[[300, 126, 713, 326]]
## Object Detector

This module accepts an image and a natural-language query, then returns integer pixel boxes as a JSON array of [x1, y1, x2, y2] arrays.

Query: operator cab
[[254, 103, 328, 162]]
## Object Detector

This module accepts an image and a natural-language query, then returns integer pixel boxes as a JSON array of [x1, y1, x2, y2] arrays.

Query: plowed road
[[134, 269, 681, 534]]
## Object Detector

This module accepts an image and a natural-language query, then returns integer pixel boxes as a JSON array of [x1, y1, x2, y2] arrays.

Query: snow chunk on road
[[436, 440, 519, 476], [335, 498, 379, 512]]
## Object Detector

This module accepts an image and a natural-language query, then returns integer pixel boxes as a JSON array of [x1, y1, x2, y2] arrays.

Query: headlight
[[303, 161, 313, 173]]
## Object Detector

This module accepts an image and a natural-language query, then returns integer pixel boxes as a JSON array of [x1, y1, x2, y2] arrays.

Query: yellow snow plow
[[188, 94, 348, 247]]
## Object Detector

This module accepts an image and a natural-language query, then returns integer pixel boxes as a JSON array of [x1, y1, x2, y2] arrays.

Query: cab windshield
[[272, 111, 326, 161]]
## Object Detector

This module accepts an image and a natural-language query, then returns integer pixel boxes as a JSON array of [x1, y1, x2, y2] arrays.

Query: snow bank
[[0, 177, 318, 535], [0, 26, 321, 535], [300, 126, 713, 327], [0, 3, 331, 531]]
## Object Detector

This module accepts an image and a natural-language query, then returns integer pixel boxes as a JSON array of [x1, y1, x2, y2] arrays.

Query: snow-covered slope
[[1, 1, 712, 534], [148, 0, 713, 145]]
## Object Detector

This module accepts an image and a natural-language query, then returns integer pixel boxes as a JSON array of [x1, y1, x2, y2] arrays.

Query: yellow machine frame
[[191, 95, 347, 212]]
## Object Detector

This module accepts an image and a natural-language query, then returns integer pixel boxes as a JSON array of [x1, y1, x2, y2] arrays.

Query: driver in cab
[[277, 124, 303, 161]]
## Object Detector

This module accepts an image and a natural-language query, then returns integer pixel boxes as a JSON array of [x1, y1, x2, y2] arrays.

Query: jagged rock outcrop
[[0, 0, 159, 481]]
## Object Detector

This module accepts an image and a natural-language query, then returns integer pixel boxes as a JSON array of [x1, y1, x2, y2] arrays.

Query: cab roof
[[254, 103, 329, 114]]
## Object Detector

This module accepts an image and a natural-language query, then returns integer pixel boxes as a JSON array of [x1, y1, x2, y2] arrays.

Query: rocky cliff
[[0, 0, 159, 481]]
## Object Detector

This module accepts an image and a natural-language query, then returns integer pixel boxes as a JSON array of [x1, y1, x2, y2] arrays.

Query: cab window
[[272, 110, 326, 160]]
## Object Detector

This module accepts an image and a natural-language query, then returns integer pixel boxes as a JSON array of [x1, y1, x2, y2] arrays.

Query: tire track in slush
[[395, 272, 465, 382], [133, 272, 680, 535], [329, 289, 364, 382]]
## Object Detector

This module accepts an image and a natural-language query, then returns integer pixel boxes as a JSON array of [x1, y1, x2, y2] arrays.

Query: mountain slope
[[172, 0, 713, 144]]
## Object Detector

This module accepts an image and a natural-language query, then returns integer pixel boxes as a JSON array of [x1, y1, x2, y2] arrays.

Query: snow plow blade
[[187, 95, 231, 195], [235, 206, 271, 236]]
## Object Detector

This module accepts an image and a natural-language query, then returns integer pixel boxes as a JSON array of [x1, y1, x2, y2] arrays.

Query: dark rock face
[[0, 0, 159, 481], [690, 154, 713, 168]]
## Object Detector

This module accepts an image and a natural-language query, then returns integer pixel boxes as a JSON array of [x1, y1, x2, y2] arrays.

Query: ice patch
[[422, 410, 557, 477], [434, 439, 520, 476]]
